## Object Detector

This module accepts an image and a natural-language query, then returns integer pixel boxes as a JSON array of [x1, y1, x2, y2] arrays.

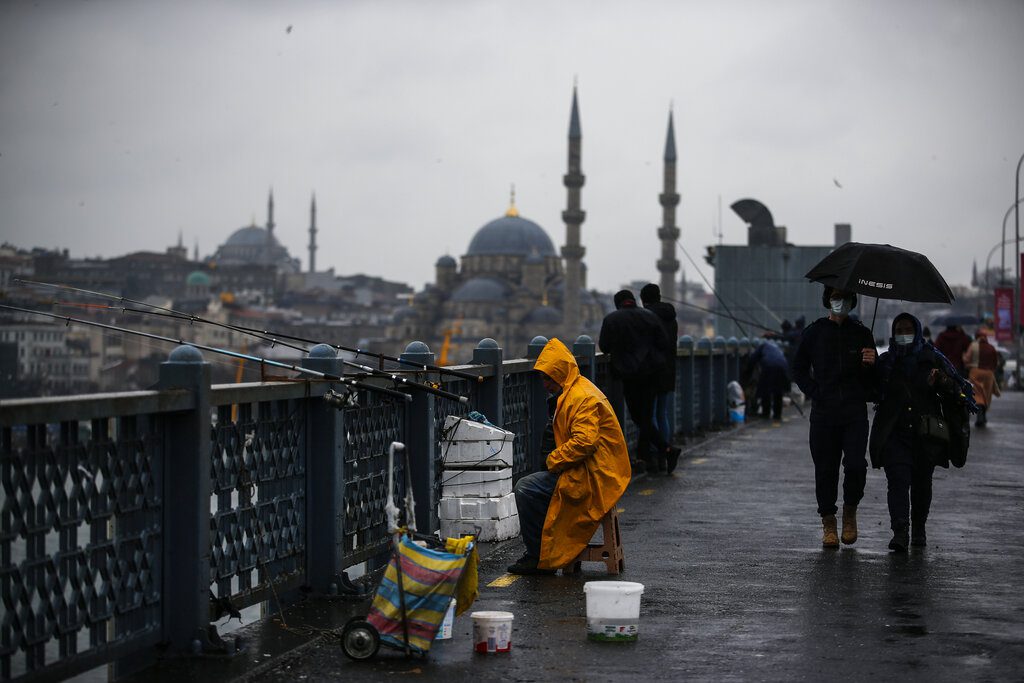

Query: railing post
[[302, 344, 344, 594], [573, 334, 596, 381], [726, 337, 740, 385], [712, 336, 728, 426], [677, 336, 695, 435], [157, 345, 212, 653], [400, 341, 437, 534], [696, 337, 713, 430], [526, 336, 549, 473], [472, 338, 503, 427]]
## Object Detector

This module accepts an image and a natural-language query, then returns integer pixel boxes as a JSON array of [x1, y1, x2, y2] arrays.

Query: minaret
[[561, 86, 586, 337], [193, 239, 199, 262], [658, 109, 681, 302], [266, 188, 276, 241], [308, 193, 318, 273]]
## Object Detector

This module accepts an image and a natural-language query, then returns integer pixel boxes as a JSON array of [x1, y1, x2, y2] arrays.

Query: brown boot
[[822, 514, 839, 548], [841, 504, 858, 545]]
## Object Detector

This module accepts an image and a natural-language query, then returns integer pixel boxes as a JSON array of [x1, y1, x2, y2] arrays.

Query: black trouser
[[622, 377, 669, 460], [808, 415, 868, 517], [882, 430, 934, 527], [757, 366, 787, 420]]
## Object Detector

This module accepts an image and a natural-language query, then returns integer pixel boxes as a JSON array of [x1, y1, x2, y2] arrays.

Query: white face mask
[[895, 334, 915, 346], [830, 298, 852, 316]]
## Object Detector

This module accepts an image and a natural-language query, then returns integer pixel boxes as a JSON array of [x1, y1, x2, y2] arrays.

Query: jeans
[[653, 391, 672, 444], [622, 378, 669, 461], [513, 470, 559, 559], [808, 416, 868, 517], [882, 430, 934, 527]]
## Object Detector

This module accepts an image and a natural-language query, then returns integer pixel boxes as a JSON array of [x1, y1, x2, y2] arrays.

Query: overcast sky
[[1, 0, 1022, 294]]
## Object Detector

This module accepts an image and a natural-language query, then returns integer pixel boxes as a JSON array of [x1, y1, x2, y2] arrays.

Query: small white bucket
[[436, 598, 456, 640], [470, 610, 514, 653], [583, 581, 644, 642]]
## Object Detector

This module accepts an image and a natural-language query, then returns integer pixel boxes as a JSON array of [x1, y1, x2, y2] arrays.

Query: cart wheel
[[341, 619, 380, 661]]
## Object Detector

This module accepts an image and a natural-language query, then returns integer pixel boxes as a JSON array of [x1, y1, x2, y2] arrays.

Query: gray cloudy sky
[[1, 0, 1022, 293]]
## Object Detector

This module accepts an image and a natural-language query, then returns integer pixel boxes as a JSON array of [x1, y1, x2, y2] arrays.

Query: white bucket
[[436, 598, 456, 640], [583, 581, 644, 642], [470, 610, 514, 653]]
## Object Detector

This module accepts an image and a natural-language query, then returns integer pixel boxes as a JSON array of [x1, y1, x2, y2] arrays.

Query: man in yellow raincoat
[[507, 338, 632, 575]]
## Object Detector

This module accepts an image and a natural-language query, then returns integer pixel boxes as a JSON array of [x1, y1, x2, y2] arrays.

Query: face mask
[[830, 298, 851, 316], [895, 334, 915, 346]]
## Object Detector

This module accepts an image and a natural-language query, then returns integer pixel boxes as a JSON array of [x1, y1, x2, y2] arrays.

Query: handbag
[[916, 413, 950, 443]]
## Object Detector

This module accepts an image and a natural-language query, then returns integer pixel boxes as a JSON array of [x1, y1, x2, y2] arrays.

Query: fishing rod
[[662, 296, 782, 336], [14, 278, 484, 383], [48, 300, 469, 404], [0, 304, 415, 403], [675, 238, 749, 338]]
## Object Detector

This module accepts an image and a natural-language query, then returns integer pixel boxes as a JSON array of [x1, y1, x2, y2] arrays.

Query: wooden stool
[[563, 508, 625, 575]]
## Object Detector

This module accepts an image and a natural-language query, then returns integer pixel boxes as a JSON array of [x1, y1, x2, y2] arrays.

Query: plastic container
[[470, 610, 514, 653], [583, 581, 644, 642], [436, 598, 456, 640]]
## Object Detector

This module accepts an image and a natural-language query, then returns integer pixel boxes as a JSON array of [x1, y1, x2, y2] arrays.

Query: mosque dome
[[450, 277, 509, 303], [466, 215, 556, 257], [436, 254, 457, 268], [224, 224, 280, 248], [186, 270, 211, 287], [522, 305, 562, 325], [391, 306, 417, 323]]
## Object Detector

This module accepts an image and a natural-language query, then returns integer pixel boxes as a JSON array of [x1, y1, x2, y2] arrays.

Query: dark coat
[[642, 300, 678, 392], [750, 341, 790, 397], [598, 304, 671, 381], [869, 314, 968, 469], [792, 316, 877, 423], [934, 328, 971, 373]]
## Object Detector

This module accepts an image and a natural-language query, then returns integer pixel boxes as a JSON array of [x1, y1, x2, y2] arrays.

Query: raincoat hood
[[534, 338, 580, 392], [888, 312, 924, 358]]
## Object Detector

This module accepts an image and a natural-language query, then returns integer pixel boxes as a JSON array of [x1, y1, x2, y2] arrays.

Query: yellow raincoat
[[533, 338, 632, 569]]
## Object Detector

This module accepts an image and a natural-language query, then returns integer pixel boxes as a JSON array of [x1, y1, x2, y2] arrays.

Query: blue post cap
[[713, 336, 726, 348], [167, 345, 204, 363], [529, 335, 548, 346], [404, 341, 431, 355], [308, 343, 337, 359], [476, 337, 499, 350], [574, 334, 594, 345], [678, 335, 694, 348], [527, 335, 548, 360], [726, 337, 739, 350], [697, 337, 712, 350]]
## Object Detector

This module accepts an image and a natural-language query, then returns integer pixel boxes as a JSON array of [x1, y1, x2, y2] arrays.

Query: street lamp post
[[1016, 152, 1023, 388]]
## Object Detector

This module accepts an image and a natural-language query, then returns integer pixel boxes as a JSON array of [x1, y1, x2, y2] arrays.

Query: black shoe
[[888, 522, 909, 552], [911, 522, 927, 547], [506, 555, 555, 575], [665, 446, 681, 474]]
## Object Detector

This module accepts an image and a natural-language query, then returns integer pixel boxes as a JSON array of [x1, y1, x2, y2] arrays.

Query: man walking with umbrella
[[793, 287, 877, 548]]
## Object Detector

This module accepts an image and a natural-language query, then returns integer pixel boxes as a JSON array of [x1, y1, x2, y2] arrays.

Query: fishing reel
[[324, 389, 359, 410]]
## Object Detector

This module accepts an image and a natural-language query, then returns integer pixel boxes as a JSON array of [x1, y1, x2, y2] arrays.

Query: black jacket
[[598, 305, 671, 381], [643, 300, 678, 392], [792, 316, 876, 422]]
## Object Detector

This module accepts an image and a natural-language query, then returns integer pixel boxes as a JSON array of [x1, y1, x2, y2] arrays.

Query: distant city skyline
[[1, 0, 1022, 293]]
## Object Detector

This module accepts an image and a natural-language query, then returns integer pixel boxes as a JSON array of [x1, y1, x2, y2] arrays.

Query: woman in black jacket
[[869, 312, 972, 552]]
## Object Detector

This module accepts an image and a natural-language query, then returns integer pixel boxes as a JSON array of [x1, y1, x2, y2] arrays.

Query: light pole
[[1016, 152, 1023, 388], [1000, 197, 1024, 287]]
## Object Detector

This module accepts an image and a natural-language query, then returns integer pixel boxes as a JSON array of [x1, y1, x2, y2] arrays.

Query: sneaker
[[506, 555, 555, 575], [665, 446, 682, 474]]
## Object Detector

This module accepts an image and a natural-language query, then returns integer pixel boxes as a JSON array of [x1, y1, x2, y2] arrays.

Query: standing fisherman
[[640, 283, 679, 470], [792, 287, 877, 548]]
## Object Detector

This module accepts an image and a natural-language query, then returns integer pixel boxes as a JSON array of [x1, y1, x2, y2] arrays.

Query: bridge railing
[[0, 334, 748, 681]]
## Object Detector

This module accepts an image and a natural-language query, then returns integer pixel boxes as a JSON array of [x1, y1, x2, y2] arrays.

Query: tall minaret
[[658, 109, 681, 301], [561, 86, 586, 337], [308, 193, 318, 273], [266, 188, 276, 242]]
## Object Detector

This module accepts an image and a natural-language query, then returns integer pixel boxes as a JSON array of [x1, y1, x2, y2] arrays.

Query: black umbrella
[[805, 242, 954, 304], [931, 314, 980, 327]]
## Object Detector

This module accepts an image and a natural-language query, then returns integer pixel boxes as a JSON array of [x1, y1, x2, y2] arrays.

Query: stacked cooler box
[[438, 415, 520, 541]]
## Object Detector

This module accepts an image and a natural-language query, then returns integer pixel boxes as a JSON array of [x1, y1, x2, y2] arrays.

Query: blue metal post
[[527, 336, 549, 473], [157, 345, 212, 652], [573, 334, 596, 381], [726, 337, 740, 385], [400, 341, 437, 534], [712, 337, 728, 425], [472, 338, 503, 427], [302, 344, 344, 594], [676, 336, 695, 435], [695, 337, 713, 430]]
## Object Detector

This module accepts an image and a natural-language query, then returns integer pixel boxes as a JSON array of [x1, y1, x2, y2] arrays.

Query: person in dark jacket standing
[[792, 286, 877, 548], [640, 283, 679, 466], [599, 289, 680, 473], [869, 313, 969, 551], [749, 339, 790, 422]]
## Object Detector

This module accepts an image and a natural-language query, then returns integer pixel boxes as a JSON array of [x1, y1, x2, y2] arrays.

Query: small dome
[[450, 277, 509, 303], [466, 215, 556, 257], [522, 305, 562, 325], [391, 306, 417, 323], [436, 254, 457, 268], [186, 270, 211, 286], [224, 225, 280, 248]]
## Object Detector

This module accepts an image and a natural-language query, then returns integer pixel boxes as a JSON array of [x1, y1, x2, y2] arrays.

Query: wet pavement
[[138, 393, 1024, 682]]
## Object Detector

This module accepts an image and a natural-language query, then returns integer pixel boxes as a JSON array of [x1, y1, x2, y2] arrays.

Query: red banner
[[994, 287, 1013, 342]]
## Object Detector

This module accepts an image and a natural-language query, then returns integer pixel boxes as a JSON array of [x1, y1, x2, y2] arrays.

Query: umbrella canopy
[[805, 242, 954, 304], [931, 314, 980, 327]]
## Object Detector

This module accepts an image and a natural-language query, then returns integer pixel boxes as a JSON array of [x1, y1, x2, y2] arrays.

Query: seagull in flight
[[833, 178, 843, 189]]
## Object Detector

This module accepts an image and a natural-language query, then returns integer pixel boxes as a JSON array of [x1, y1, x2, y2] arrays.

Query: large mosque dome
[[466, 215, 556, 257], [224, 224, 282, 248]]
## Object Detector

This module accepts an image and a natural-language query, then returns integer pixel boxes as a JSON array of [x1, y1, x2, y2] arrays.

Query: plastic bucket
[[436, 598, 456, 640], [470, 611, 514, 653], [583, 581, 644, 642]]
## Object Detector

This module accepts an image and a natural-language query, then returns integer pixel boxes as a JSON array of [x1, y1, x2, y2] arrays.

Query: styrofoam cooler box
[[441, 467, 513, 498], [440, 514, 520, 542], [439, 492, 518, 521], [442, 416, 515, 468]]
